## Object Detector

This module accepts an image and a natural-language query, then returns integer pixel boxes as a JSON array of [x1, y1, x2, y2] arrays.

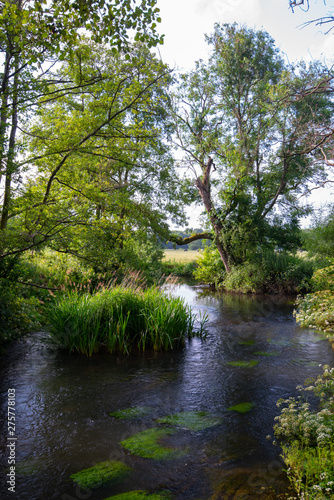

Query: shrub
[[193, 246, 226, 286], [223, 262, 267, 293]]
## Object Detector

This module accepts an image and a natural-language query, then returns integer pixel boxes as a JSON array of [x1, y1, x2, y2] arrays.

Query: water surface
[[1, 284, 333, 500]]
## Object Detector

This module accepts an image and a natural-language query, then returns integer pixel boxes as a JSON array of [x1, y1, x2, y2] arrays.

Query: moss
[[103, 491, 172, 500], [121, 428, 187, 460], [157, 411, 222, 431], [253, 351, 279, 357], [227, 402, 255, 414], [226, 360, 258, 368], [110, 406, 153, 419], [70, 460, 131, 489]]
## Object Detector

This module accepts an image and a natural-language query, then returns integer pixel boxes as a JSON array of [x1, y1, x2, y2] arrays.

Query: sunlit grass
[[163, 250, 199, 263]]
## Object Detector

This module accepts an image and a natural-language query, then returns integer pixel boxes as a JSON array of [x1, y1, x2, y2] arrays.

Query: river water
[[1, 284, 334, 500]]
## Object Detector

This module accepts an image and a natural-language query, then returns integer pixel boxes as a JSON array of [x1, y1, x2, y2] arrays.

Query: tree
[[172, 23, 334, 273], [0, 0, 163, 244], [1, 41, 186, 273]]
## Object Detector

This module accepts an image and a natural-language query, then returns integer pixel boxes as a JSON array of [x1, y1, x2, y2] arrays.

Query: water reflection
[[0, 284, 333, 499]]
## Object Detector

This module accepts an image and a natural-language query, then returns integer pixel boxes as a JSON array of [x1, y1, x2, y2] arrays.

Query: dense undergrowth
[[274, 366, 334, 499], [194, 247, 324, 294]]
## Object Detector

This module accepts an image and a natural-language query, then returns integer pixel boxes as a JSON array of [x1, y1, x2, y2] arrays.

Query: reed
[[44, 284, 207, 355]]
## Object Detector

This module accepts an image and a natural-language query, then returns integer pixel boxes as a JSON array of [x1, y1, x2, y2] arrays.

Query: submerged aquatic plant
[[157, 411, 222, 431], [70, 460, 131, 489], [226, 360, 258, 368], [227, 402, 255, 414], [121, 427, 187, 460]]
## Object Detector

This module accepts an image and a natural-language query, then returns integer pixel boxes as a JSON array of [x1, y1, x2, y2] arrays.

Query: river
[[1, 283, 334, 500]]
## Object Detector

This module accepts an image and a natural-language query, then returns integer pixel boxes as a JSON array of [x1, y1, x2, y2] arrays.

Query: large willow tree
[[173, 23, 334, 272]]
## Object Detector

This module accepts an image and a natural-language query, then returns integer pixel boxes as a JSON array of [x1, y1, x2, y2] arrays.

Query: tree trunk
[[1, 57, 19, 230], [195, 157, 231, 273]]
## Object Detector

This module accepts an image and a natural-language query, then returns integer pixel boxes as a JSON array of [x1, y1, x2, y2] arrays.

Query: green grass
[[44, 284, 208, 356]]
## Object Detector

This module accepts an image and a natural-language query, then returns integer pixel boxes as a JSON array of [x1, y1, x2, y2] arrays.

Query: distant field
[[163, 249, 200, 263]]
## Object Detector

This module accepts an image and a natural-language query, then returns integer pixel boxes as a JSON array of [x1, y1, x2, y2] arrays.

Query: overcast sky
[[157, 0, 334, 69], [155, 0, 334, 227]]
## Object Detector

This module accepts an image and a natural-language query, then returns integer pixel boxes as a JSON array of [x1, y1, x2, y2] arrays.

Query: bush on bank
[[194, 247, 319, 294], [295, 265, 334, 342], [274, 366, 334, 499]]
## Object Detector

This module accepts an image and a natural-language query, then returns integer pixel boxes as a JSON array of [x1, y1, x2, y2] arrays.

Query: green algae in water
[[291, 359, 321, 367], [157, 411, 222, 431], [121, 427, 187, 460], [238, 340, 255, 346], [226, 360, 258, 368], [110, 406, 153, 419], [227, 402, 255, 414], [70, 460, 131, 489], [253, 351, 280, 357], [104, 491, 172, 500]]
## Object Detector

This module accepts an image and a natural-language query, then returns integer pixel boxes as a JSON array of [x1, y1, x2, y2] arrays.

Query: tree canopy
[[172, 23, 334, 272]]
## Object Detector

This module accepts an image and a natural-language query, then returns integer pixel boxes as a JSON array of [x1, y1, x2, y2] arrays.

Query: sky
[[154, 0, 334, 227], [157, 0, 334, 69]]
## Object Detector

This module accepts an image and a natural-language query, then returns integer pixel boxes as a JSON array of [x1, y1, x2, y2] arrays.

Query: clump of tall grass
[[44, 276, 207, 355]]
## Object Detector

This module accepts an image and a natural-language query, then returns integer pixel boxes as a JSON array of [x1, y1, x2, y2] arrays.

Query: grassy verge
[[162, 250, 199, 277], [43, 280, 208, 355], [274, 366, 334, 499]]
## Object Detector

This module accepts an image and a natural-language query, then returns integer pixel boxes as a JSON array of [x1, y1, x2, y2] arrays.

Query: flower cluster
[[274, 366, 334, 499]]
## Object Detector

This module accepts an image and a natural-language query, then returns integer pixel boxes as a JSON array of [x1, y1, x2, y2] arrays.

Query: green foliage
[[120, 427, 187, 460], [302, 206, 334, 258], [70, 460, 131, 489], [157, 411, 222, 431], [193, 246, 226, 286], [311, 265, 334, 292], [44, 281, 208, 355], [295, 290, 334, 334], [274, 366, 334, 498], [174, 23, 334, 271], [223, 262, 267, 294], [195, 246, 316, 293], [0, 279, 40, 346]]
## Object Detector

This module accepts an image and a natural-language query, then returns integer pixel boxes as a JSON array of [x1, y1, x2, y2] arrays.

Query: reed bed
[[44, 281, 207, 356]]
